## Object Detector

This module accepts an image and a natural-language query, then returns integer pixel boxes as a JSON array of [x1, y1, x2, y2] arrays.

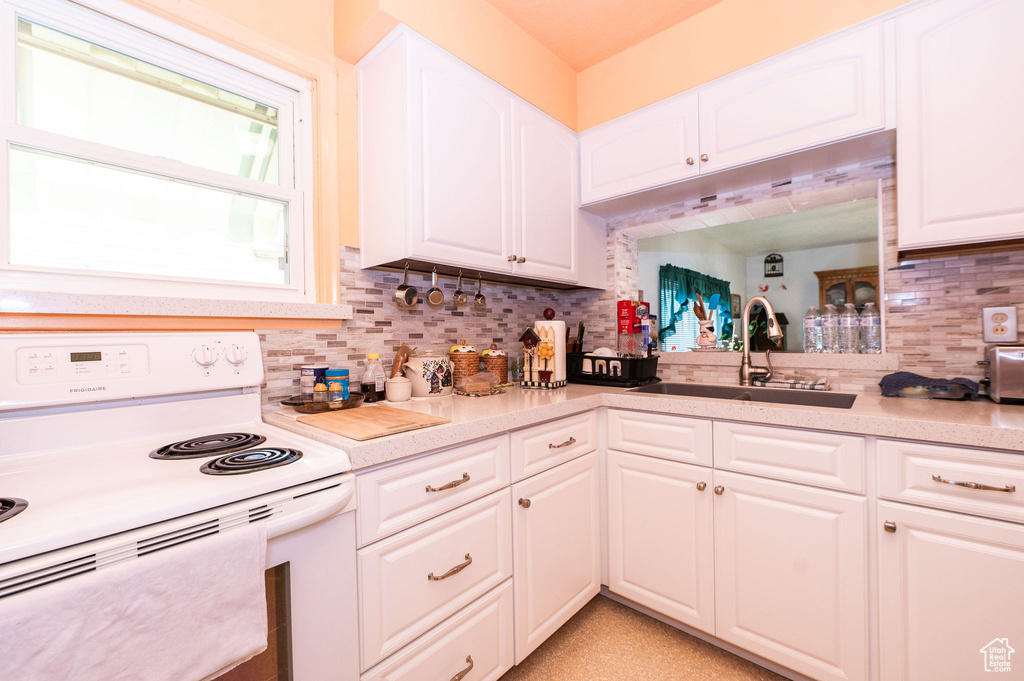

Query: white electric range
[[0, 332, 359, 681]]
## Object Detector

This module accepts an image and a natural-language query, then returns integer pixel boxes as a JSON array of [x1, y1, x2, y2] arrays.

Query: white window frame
[[0, 0, 316, 303]]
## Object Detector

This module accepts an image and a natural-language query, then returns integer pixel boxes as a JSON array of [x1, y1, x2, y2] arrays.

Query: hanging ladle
[[394, 263, 417, 308], [426, 266, 444, 306], [453, 270, 467, 306], [473, 273, 486, 310]]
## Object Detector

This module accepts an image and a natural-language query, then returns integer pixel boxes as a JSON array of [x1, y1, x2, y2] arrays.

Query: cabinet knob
[[713, 485, 724, 495], [517, 257, 526, 264], [507, 254, 518, 262], [696, 481, 707, 491], [686, 157, 695, 165], [700, 154, 709, 162], [519, 498, 531, 508], [883, 521, 897, 533]]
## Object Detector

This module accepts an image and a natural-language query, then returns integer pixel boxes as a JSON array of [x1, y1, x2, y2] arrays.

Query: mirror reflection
[[636, 182, 880, 353]]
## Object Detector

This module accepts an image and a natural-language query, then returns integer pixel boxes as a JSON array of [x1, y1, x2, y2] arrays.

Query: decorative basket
[[448, 338, 480, 386], [480, 343, 508, 383]]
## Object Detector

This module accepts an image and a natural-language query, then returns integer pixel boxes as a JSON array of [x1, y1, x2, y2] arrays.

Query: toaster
[[982, 346, 1024, 403]]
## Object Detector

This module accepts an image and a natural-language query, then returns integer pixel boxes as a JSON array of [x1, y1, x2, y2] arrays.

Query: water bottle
[[821, 304, 840, 354], [838, 303, 860, 354], [859, 302, 881, 354], [802, 306, 822, 353]]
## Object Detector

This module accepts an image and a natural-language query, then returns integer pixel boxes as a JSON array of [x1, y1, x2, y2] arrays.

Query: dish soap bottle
[[360, 354, 386, 403]]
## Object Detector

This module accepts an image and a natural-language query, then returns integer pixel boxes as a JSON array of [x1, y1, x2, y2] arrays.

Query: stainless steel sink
[[631, 382, 857, 409]]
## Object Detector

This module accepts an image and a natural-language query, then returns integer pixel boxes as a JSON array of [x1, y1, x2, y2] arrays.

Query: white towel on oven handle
[[0, 522, 268, 681]]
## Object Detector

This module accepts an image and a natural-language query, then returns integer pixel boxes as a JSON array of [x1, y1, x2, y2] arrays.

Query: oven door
[[219, 476, 359, 681]]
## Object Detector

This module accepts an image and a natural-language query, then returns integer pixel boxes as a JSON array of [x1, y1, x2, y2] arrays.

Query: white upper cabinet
[[358, 27, 584, 285], [698, 24, 886, 173], [896, 0, 1024, 251], [579, 93, 700, 205], [578, 24, 887, 205], [512, 100, 578, 282], [406, 38, 513, 272]]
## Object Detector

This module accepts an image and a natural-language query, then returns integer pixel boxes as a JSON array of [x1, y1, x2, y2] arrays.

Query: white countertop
[[264, 384, 1024, 470]]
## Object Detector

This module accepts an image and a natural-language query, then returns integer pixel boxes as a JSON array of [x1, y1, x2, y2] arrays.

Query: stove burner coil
[[149, 433, 267, 460], [0, 498, 28, 524], [200, 448, 303, 475]]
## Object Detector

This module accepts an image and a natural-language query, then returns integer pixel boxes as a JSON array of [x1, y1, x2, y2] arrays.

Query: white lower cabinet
[[361, 581, 515, 681], [606, 450, 715, 633], [358, 489, 513, 670], [713, 470, 868, 681], [512, 451, 601, 663], [877, 501, 1024, 681]]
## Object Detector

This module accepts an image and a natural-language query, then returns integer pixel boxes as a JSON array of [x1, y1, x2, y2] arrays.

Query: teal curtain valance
[[659, 264, 733, 340]]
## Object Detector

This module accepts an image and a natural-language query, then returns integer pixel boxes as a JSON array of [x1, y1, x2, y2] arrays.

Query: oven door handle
[[267, 481, 355, 540]]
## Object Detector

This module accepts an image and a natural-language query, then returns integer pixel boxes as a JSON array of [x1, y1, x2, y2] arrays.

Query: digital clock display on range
[[70, 352, 102, 362]]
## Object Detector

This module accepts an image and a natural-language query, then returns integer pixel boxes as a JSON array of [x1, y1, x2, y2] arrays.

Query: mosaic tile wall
[[257, 246, 613, 407], [260, 155, 1024, 404]]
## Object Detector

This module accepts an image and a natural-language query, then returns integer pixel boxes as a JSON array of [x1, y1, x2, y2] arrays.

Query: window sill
[[0, 291, 353, 321], [659, 351, 899, 371]]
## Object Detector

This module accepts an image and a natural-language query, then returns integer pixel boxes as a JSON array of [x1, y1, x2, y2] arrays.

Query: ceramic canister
[[402, 355, 454, 397]]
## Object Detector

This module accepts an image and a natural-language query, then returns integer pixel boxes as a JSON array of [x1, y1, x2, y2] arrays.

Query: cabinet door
[[512, 452, 600, 663], [579, 92, 699, 204], [511, 100, 578, 283], [896, 0, 1024, 250], [607, 451, 715, 633], [406, 38, 514, 271], [878, 501, 1024, 681], [699, 24, 885, 173], [713, 471, 867, 681]]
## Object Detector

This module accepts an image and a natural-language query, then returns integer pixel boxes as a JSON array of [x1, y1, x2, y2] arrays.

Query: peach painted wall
[[186, 0, 334, 63], [577, 0, 920, 131], [335, 0, 578, 130]]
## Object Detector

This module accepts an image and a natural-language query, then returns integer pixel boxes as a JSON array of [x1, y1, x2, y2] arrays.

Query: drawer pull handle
[[549, 436, 576, 449], [426, 473, 470, 493], [450, 655, 474, 681], [428, 553, 472, 581], [519, 497, 531, 508], [931, 474, 1015, 493], [883, 521, 897, 533]]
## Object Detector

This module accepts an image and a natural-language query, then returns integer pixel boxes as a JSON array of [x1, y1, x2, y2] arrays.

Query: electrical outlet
[[983, 306, 1018, 343]]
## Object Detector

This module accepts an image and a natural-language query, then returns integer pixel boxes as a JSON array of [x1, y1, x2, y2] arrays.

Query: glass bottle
[[360, 354, 387, 403]]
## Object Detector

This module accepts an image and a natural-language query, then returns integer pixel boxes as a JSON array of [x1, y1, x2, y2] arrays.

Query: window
[[1, 0, 314, 302], [658, 265, 733, 351]]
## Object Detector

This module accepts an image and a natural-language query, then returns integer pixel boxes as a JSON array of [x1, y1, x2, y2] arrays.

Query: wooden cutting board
[[296, 405, 451, 441]]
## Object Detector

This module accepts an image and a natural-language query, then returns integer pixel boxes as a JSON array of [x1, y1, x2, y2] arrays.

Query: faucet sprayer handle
[[763, 348, 774, 383]]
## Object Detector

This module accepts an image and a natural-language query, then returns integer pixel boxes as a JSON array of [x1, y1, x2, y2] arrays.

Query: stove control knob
[[192, 345, 218, 367], [224, 344, 247, 366]]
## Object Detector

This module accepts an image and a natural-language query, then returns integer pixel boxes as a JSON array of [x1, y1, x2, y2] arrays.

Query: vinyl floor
[[498, 595, 788, 681]]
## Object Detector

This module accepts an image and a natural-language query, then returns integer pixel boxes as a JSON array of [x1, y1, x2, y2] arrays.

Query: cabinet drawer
[[878, 439, 1024, 523], [714, 421, 865, 493], [358, 489, 513, 670], [356, 435, 510, 547], [361, 581, 514, 681], [607, 409, 712, 465], [511, 411, 598, 481]]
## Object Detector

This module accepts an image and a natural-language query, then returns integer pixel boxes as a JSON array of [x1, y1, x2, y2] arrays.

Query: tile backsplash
[[260, 155, 1023, 404]]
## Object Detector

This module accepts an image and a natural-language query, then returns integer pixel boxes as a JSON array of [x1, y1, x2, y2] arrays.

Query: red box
[[617, 300, 649, 334]]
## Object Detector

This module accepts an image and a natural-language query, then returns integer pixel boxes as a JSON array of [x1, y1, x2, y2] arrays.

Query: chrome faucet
[[740, 295, 784, 386]]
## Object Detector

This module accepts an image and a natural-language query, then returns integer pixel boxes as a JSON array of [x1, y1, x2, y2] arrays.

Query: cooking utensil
[[427, 267, 444, 306], [390, 343, 415, 379], [473, 273, 486, 310], [453, 271, 467, 306], [394, 263, 417, 308]]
